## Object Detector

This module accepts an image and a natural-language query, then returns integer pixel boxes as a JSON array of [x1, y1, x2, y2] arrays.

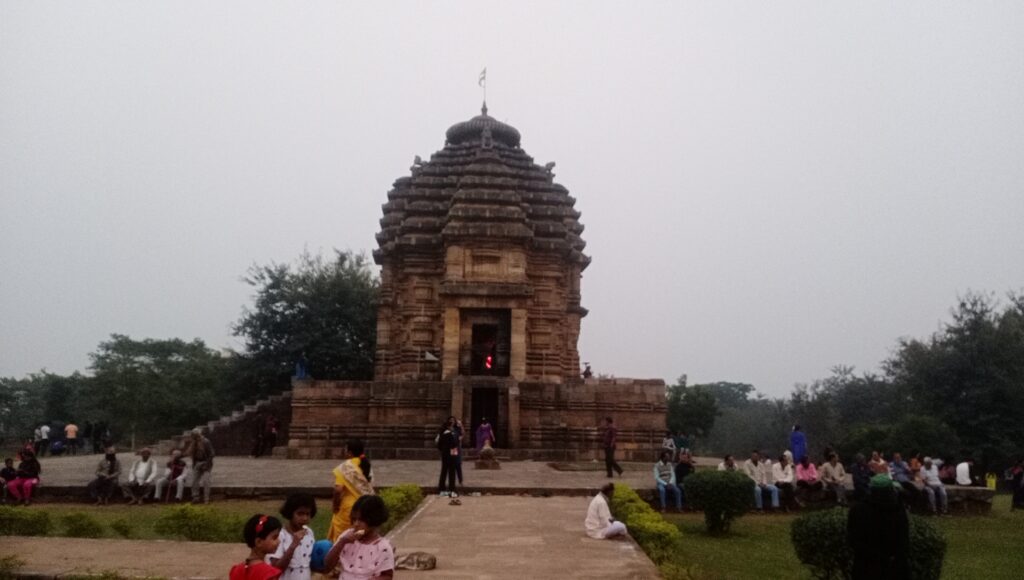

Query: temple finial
[[481, 101, 488, 116]]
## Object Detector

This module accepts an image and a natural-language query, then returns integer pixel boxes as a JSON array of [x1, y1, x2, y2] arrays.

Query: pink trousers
[[6, 477, 38, 500]]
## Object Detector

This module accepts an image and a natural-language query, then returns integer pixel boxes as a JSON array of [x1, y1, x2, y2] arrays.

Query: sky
[[2, 1, 1023, 396]]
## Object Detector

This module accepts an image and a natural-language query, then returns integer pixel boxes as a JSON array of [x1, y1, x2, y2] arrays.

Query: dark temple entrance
[[460, 309, 511, 377], [470, 386, 500, 449]]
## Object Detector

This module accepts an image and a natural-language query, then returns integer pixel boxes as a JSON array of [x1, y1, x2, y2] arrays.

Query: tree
[[885, 292, 1024, 468], [233, 250, 378, 396], [666, 377, 720, 438], [699, 382, 756, 409], [86, 334, 231, 446]]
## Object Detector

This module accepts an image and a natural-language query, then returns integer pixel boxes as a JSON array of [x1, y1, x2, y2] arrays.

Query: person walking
[[602, 417, 624, 478], [790, 425, 807, 463]]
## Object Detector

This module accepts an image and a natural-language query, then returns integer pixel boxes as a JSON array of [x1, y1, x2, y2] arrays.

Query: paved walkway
[[34, 453, 717, 492]]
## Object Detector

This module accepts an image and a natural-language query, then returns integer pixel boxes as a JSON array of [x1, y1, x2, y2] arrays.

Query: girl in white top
[[269, 493, 317, 580]]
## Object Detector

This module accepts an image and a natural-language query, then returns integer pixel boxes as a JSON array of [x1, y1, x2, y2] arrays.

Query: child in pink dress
[[324, 495, 395, 580]]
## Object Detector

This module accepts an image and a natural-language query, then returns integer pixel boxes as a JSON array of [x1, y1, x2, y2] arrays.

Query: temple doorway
[[459, 308, 511, 376], [470, 386, 499, 448]]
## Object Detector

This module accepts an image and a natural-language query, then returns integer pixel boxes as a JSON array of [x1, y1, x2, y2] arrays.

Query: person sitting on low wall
[[820, 452, 848, 506], [155, 449, 189, 502], [653, 450, 682, 513], [88, 447, 122, 505], [920, 457, 949, 516], [6, 450, 41, 506], [122, 447, 158, 505]]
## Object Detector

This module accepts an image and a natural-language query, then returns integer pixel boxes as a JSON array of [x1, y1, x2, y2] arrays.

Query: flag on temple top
[[478, 68, 486, 87]]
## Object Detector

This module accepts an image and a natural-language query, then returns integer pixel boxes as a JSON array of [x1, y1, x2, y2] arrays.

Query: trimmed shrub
[[110, 518, 135, 539], [908, 515, 946, 580], [378, 484, 424, 535], [0, 506, 52, 536], [608, 485, 684, 567], [61, 513, 105, 538], [154, 504, 230, 542], [791, 508, 947, 580], [791, 508, 852, 580], [683, 470, 752, 534]]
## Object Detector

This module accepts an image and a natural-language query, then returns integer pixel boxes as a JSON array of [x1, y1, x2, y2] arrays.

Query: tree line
[[0, 250, 378, 448], [667, 292, 1024, 471]]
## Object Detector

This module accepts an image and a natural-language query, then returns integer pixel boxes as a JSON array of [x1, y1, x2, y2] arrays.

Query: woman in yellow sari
[[328, 439, 375, 542]]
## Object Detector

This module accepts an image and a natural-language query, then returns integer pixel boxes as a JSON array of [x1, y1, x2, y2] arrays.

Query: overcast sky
[[2, 2, 1022, 396]]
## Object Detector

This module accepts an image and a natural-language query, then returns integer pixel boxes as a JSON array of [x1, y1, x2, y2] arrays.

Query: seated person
[[585, 483, 627, 539], [820, 453, 848, 505], [122, 447, 158, 505], [939, 461, 957, 485], [772, 454, 796, 507], [796, 456, 822, 490], [920, 457, 949, 515], [717, 454, 737, 471], [850, 453, 873, 500], [88, 447, 122, 505], [868, 451, 889, 476], [653, 450, 682, 512], [889, 452, 919, 495], [6, 450, 42, 506], [674, 451, 694, 507], [955, 459, 975, 486], [1, 457, 19, 503], [155, 449, 190, 502], [743, 450, 779, 511]]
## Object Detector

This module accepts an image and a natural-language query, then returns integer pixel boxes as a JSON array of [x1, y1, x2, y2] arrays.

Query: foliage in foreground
[[377, 484, 424, 535], [61, 512, 105, 538], [608, 484, 700, 580], [0, 506, 52, 536], [683, 469, 753, 534], [790, 506, 947, 580]]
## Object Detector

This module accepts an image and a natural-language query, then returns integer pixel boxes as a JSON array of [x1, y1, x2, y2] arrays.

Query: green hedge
[[61, 513, 105, 538], [683, 469, 752, 534], [154, 504, 242, 542], [609, 484, 687, 579], [0, 506, 52, 536], [791, 507, 947, 580], [378, 484, 424, 535]]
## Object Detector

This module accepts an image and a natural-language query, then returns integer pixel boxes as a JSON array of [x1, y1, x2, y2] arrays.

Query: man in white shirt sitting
[[585, 483, 627, 539], [955, 458, 974, 486], [920, 457, 949, 515], [122, 448, 158, 505]]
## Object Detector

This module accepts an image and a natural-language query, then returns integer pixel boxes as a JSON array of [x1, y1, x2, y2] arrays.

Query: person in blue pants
[[653, 450, 683, 512]]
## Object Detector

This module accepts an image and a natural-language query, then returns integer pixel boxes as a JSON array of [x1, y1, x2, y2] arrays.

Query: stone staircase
[[151, 391, 292, 456]]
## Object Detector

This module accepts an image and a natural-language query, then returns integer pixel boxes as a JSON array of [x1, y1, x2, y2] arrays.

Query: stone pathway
[[386, 495, 661, 579]]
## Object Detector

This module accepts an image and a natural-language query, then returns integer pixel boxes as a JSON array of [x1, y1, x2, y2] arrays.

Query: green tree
[[666, 377, 720, 437], [885, 292, 1024, 468], [86, 335, 230, 446], [233, 250, 378, 396]]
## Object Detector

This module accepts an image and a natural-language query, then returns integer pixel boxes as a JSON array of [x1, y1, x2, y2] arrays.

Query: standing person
[[585, 483, 628, 539], [672, 431, 688, 457], [82, 421, 93, 454], [602, 417, 624, 478], [6, 450, 42, 506], [1010, 459, 1024, 510], [183, 429, 215, 504], [230, 514, 283, 580], [661, 431, 677, 456], [451, 417, 464, 485], [790, 425, 807, 464], [64, 421, 79, 455], [122, 448, 158, 505], [32, 425, 42, 456], [653, 450, 682, 513], [848, 475, 910, 579], [37, 423, 51, 457], [269, 493, 316, 580], [88, 447, 122, 505], [328, 439, 375, 542], [821, 453, 849, 505], [324, 495, 395, 580], [436, 420, 460, 504], [251, 412, 267, 458], [474, 417, 495, 453]]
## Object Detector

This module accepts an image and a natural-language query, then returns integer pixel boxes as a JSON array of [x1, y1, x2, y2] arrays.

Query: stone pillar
[[442, 307, 460, 379], [510, 308, 527, 380], [450, 378, 466, 421], [507, 383, 520, 448]]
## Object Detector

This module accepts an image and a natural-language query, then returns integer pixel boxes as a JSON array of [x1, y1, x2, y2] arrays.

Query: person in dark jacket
[[848, 474, 910, 579], [436, 419, 460, 504], [850, 453, 873, 500]]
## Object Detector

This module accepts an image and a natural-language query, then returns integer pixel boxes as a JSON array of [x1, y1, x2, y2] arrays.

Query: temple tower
[[373, 105, 589, 384]]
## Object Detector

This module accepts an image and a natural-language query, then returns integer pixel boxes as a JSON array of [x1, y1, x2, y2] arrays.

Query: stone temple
[[287, 105, 666, 460]]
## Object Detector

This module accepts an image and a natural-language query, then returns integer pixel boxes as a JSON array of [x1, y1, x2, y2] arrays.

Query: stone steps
[[151, 391, 292, 454]]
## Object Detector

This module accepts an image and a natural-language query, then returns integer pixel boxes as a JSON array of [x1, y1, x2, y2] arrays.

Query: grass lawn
[[661, 495, 1024, 580], [13, 499, 334, 541]]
